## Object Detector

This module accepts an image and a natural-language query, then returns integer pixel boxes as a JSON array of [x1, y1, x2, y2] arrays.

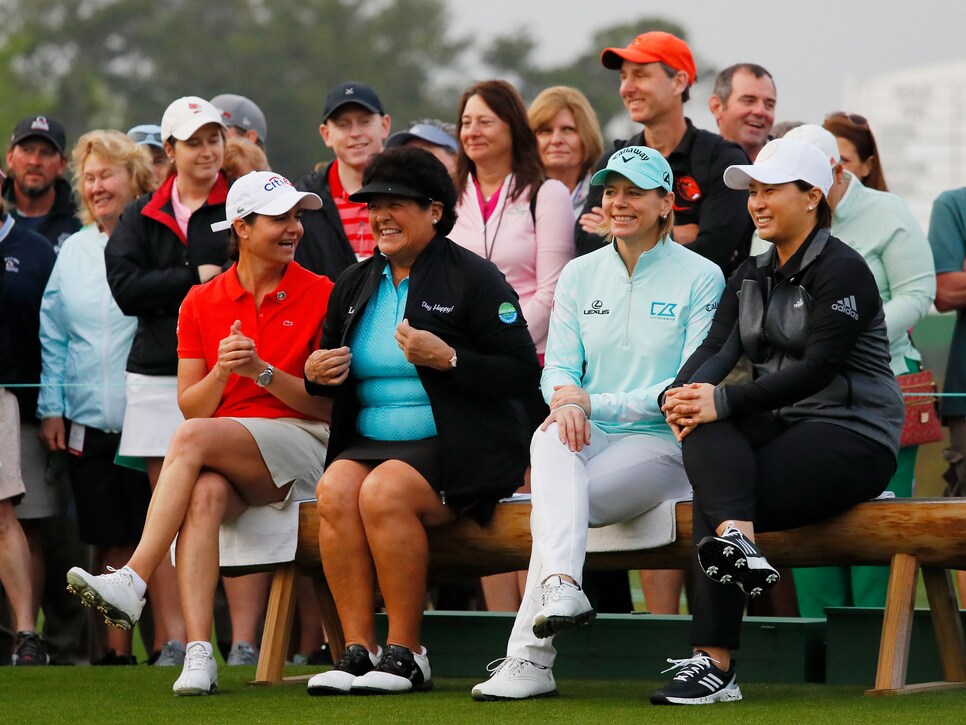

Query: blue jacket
[[544, 238, 724, 437], [38, 224, 136, 431]]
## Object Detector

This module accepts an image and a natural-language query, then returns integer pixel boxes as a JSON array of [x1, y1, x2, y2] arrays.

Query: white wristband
[[552, 403, 587, 416]]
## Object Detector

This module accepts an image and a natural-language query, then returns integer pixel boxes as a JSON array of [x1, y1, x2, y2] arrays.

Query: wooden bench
[[248, 497, 966, 696]]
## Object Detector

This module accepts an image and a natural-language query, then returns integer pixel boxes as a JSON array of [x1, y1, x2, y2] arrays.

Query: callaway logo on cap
[[590, 145, 674, 194]]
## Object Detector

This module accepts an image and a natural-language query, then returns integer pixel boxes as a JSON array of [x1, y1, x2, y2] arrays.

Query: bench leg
[[867, 552, 918, 695], [313, 574, 345, 664], [252, 563, 299, 685], [922, 566, 966, 683]]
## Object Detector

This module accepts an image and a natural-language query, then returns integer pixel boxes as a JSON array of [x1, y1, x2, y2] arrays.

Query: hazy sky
[[443, 0, 966, 130]]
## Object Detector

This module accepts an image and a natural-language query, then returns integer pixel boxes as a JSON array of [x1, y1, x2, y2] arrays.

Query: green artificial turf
[[2, 666, 963, 725]]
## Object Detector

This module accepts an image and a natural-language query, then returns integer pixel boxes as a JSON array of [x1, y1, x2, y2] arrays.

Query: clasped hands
[[304, 318, 455, 386], [661, 382, 718, 441], [214, 320, 266, 382]]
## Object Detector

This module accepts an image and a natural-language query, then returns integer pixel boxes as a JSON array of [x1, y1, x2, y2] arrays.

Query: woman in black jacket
[[651, 138, 903, 706], [104, 95, 228, 665], [303, 147, 540, 696]]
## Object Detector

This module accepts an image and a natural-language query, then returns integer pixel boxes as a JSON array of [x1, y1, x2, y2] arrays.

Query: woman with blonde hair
[[528, 86, 604, 219], [38, 130, 156, 663]]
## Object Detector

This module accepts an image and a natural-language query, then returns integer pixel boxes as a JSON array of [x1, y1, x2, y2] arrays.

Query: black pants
[[682, 415, 896, 649]]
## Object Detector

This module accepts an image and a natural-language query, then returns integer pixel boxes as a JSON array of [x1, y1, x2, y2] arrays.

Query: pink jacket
[[450, 174, 574, 354]]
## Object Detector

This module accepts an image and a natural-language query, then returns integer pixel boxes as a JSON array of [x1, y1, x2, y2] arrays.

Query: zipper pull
[[440, 490, 447, 505]]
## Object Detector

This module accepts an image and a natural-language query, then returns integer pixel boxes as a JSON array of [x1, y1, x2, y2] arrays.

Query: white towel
[[586, 496, 691, 552]]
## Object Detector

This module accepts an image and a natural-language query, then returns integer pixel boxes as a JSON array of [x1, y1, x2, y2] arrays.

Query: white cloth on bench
[[586, 495, 691, 552]]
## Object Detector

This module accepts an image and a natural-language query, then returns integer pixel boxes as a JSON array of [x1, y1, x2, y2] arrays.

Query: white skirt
[[230, 417, 329, 508], [117, 373, 183, 458]]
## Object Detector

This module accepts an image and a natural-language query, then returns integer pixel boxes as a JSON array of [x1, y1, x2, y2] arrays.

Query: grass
[[1, 666, 964, 725]]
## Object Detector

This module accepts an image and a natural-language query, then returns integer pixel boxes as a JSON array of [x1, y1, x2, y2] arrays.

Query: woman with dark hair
[[451, 79, 575, 611], [68, 170, 332, 695], [527, 86, 604, 219], [304, 146, 540, 696], [823, 112, 888, 191], [651, 138, 903, 705]]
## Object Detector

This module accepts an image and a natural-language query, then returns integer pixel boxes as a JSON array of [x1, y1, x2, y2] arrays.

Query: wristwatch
[[448, 350, 458, 370], [256, 364, 275, 388]]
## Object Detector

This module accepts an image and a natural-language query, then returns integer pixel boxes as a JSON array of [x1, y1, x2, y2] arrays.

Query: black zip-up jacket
[[673, 228, 903, 455], [294, 161, 358, 282], [575, 120, 754, 276], [2, 175, 80, 250], [105, 173, 229, 376], [306, 235, 540, 522]]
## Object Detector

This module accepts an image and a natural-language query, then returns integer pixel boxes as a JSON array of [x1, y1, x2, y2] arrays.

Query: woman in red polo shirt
[[68, 171, 334, 696]]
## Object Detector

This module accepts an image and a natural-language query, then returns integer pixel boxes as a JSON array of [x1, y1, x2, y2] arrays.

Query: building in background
[[845, 60, 966, 230]]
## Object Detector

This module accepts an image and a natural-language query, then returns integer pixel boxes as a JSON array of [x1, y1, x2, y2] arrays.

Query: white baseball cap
[[161, 96, 226, 142], [783, 124, 841, 166], [723, 137, 833, 197], [211, 171, 322, 232]]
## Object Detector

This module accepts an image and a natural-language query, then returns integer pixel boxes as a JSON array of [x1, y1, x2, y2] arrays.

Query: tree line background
[[0, 0, 708, 179]]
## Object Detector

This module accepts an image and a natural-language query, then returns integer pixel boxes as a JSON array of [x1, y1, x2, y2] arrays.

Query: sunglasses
[[825, 111, 869, 128], [128, 130, 163, 146]]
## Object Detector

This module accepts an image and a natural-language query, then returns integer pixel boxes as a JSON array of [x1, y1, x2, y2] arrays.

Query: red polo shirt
[[328, 160, 375, 259], [177, 262, 334, 419]]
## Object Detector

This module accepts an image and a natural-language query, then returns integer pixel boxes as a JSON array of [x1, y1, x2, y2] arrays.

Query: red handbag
[[897, 370, 943, 448]]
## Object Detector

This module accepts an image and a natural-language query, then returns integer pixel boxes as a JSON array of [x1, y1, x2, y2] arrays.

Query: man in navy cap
[[294, 81, 392, 280], [3, 115, 80, 251]]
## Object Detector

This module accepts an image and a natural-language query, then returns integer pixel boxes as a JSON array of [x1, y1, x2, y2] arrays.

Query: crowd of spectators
[[0, 25, 962, 707]]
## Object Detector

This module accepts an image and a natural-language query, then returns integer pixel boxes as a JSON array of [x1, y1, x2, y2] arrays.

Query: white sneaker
[[172, 643, 219, 696], [471, 657, 557, 701], [350, 645, 432, 694], [532, 575, 595, 638], [307, 644, 381, 695], [66, 566, 145, 630]]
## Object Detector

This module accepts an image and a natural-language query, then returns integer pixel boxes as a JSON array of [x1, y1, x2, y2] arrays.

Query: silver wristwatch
[[448, 350, 458, 370], [255, 364, 275, 387]]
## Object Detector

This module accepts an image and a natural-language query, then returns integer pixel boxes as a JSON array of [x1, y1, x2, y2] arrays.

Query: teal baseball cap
[[590, 146, 673, 193]]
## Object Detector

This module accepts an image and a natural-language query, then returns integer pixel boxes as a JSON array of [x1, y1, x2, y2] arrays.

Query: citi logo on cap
[[188, 102, 202, 114], [264, 175, 293, 192], [31, 116, 50, 131]]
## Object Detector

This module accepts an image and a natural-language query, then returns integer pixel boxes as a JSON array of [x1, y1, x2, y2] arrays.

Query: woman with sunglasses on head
[[471, 147, 723, 701], [779, 124, 934, 617], [69, 171, 332, 695], [823, 112, 888, 192], [652, 138, 903, 705]]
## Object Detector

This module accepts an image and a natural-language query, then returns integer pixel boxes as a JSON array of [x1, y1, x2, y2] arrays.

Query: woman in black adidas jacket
[[651, 138, 903, 706], [303, 147, 539, 696]]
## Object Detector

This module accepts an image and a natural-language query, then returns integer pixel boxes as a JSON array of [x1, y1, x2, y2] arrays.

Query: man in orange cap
[[576, 32, 753, 276]]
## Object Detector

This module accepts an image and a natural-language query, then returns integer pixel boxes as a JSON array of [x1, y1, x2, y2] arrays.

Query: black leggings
[[682, 415, 896, 649]]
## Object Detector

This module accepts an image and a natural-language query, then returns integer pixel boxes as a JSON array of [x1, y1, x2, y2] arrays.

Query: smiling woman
[[37, 130, 156, 665], [68, 170, 334, 696], [303, 146, 540, 696], [653, 138, 904, 705]]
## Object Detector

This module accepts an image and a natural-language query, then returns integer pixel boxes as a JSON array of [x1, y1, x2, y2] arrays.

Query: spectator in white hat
[[68, 170, 333, 695], [776, 124, 934, 619], [102, 95, 229, 668]]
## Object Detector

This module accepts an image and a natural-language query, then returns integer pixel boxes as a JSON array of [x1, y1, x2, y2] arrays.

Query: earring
[[432, 218, 438, 225], [807, 205, 814, 211], [660, 214, 668, 222]]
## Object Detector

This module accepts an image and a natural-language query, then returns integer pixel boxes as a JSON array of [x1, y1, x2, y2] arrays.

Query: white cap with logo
[[211, 171, 322, 232], [161, 96, 226, 143], [723, 137, 834, 197]]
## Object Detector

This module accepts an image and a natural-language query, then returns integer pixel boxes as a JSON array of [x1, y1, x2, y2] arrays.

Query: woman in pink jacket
[[450, 80, 575, 611], [451, 80, 575, 361]]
